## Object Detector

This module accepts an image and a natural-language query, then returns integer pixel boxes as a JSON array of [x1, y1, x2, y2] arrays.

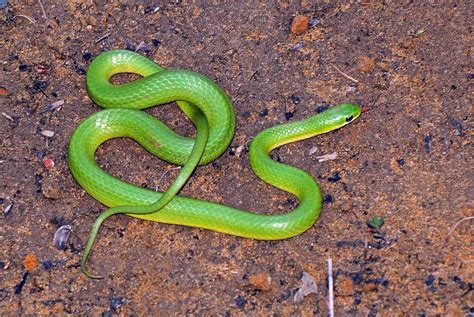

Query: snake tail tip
[[81, 262, 104, 279], [83, 270, 104, 280], [361, 106, 373, 113]]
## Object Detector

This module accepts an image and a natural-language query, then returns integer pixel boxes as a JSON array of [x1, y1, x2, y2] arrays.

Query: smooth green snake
[[68, 49, 361, 278]]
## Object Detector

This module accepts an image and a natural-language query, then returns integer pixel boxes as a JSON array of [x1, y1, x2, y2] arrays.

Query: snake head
[[324, 103, 362, 129], [337, 102, 361, 122]]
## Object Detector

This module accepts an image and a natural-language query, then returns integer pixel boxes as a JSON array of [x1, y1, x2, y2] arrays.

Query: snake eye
[[345, 115, 354, 122]]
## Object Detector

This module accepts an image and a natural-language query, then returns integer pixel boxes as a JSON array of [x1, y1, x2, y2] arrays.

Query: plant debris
[[294, 272, 318, 304], [367, 215, 385, 229]]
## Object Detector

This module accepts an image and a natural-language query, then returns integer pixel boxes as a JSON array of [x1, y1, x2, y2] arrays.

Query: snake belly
[[68, 49, 361, 240]]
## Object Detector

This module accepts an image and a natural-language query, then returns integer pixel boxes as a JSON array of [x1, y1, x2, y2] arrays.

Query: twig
[[38, 0, 47, 19], [155, 167, 181, 191], [363, 236, 368, 260], [249, 70, 258, 81], [95, 33, 111, 44], [135, 41, 146, 52], [4, 203, 13, 216], [315, 152, 337, 162], [327, 258, 334, 317], [332, 64, 359, 83], [1, 112, 14, 122], [12, 15, 37, 24], [244, 137, 253, 152], [444, 216, 474, 246]]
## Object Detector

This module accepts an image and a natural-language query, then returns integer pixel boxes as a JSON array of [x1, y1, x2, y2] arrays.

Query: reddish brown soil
[[1, 2, 472, 315]]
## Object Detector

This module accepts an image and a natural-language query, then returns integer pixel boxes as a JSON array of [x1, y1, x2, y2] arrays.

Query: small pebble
[[351, 272, 364, 284], [249, 273, 272, 291], [323, 194, 333, 204], [19, 64, 28, 71], [234, 295, 247, 309], [285, 198, 297, 206], [42, 157, 55, 169], [234, 145, 244, 156], [125, 38, 136, 51], [308, 146, 318, 155], [53, 225, 72, 250], [4, 203, 13, 215], [23, 253, 38, 272], [144, 6, 156, 14], [309, 17, 320, 27], [109, 296, 125, 311], [284, 112, 294, 120], [41, 130, 55, 137], [242, 111, 251, 119], [259, 109, 268, 117], [35, 65, 49, 74], [35, 174, 43, 193], [452, 121, 462, 136], [327, 172, 341, 182], [151, 39, 161, 47], [82, 52, 92, 62], [290, 94, 300, 105], [458, 281, 469, 290], [290, 43, 302, 51], [423, 135, 433, 152], [290, 15, 310, 35], [0, 86, 9, 96], [340, 201, 353, 212], [425, 275, 435, 286], [46, 100, 64, 111], [32, 80, 49, 92], [42, 261, 53, 270]]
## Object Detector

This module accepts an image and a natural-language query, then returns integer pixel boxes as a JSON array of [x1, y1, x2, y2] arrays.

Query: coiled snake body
[[68, 50, 361, 278]]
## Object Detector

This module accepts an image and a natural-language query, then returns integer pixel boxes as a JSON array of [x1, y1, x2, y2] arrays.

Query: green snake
[[68, 49, 361, 278]]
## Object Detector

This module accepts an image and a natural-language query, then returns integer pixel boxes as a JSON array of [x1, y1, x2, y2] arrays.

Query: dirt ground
[[1, 1, 472, 316]]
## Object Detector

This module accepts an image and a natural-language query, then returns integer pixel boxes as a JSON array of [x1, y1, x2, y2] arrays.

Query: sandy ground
[[1, 1, 472, 315]]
